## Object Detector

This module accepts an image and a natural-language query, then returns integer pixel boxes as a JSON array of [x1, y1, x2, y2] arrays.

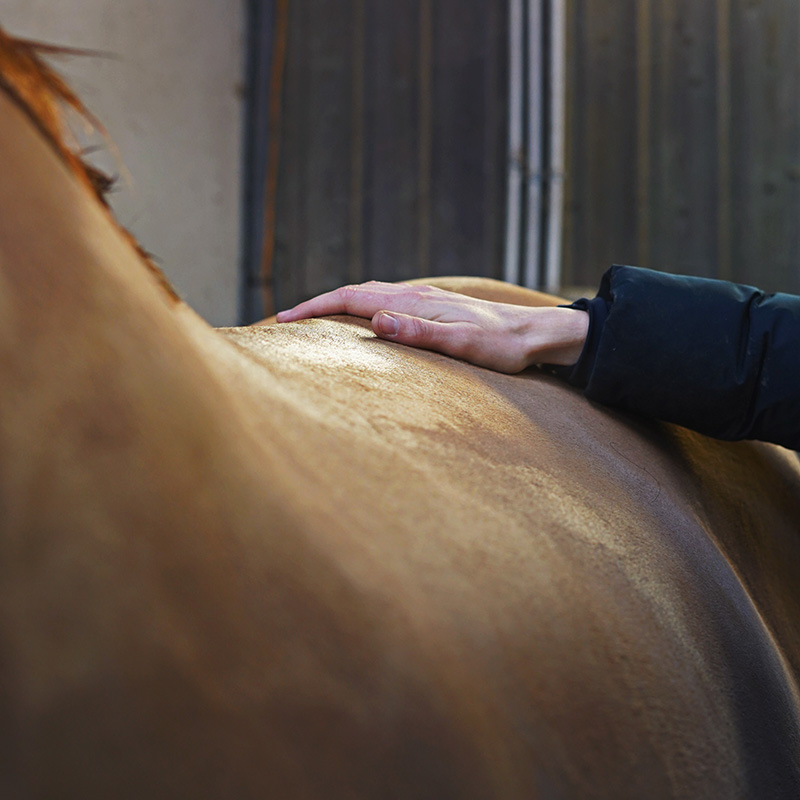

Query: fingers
[[275, 285, 359, 322], [372, 311, 476, 362], [276, 282, 432, 323]]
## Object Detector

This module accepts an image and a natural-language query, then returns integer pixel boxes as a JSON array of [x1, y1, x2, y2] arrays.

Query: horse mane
[[0, 25, 179, 302]]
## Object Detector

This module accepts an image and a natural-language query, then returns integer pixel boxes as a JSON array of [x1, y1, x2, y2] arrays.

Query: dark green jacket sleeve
[[554, 265, 800, 450]]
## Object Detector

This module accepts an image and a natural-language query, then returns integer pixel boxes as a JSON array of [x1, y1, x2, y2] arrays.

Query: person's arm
[[277, 282, 588, 373], [277, 269, 800, 450], [554, 265, 800, 450]]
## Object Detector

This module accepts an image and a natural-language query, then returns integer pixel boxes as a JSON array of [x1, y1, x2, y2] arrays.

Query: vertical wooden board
[[418, 0, 433, 279], [728, 0, 753, 289], [349, 0, 367, 286], [729, 0, 800, 293], [485, 2, 510, 281], [429, 0, 498, 278], [562, 0, 584, 287], [782, 0, 800, 293], [296, 1, 355, 302], [274, 0, 309, 310], [648, 0, 718, 277], [362, 1, 421, 283], [716, 0, 733, 283], [635, 0, 653, 272], [566, 0, 639, 288]]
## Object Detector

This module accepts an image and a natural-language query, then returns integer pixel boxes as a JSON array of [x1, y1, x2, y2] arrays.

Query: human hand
[[276, 281, 588, 374]]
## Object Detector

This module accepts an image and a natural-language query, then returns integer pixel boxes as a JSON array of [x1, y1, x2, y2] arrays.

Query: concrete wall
[[0, 0, 245, 325]]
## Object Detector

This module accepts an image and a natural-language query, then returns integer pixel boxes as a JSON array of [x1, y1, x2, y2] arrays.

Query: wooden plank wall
[[273, 0, 508, 311], [565, 0, 800, 294], [271, 1, 800, 311]]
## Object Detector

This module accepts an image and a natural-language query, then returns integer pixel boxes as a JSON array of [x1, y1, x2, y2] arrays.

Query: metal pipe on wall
[[504, 0, 567, 292], [523, 0, 544, 289], [503, 0, 525, 284], [544, 0, 566, 293]]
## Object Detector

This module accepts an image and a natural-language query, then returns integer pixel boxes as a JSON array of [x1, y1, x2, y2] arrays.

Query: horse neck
[[0, 81, 275, 533]]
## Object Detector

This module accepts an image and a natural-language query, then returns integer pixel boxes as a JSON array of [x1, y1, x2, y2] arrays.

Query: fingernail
[[377, 312, 399, 336]]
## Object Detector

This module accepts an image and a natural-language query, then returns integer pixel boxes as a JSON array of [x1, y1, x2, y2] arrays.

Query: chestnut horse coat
[[0, 28, 799, 799]]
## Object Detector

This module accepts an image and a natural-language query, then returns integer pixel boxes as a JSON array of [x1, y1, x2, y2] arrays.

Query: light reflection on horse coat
[[0, 28, 799, 799]]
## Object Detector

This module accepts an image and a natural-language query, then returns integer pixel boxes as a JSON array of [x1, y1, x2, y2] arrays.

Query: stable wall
[[565, 0, 800, 295], [0, 0, 245, 325]]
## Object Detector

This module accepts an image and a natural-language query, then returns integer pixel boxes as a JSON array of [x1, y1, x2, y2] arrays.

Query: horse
[[1, 26, 799, 798]]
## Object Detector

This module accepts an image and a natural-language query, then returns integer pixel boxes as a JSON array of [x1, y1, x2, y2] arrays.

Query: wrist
[[524, 307, 589, 368]]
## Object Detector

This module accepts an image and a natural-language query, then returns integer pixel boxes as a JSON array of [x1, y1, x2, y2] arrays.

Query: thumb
[[372, 310, 468, 357]]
